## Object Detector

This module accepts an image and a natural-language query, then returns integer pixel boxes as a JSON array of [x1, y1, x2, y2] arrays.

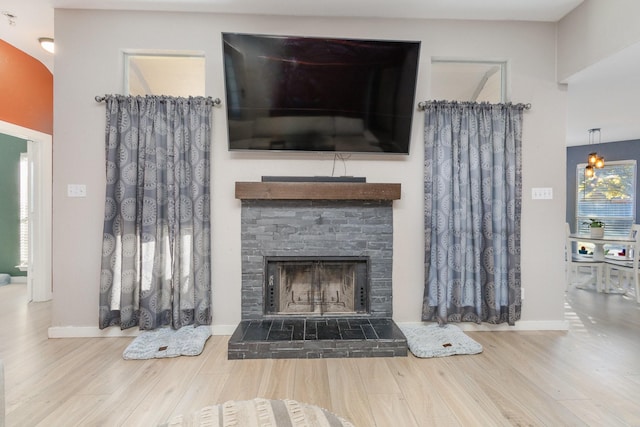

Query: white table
[[568, 233, 635, 292], [568, 234, 635, 261]]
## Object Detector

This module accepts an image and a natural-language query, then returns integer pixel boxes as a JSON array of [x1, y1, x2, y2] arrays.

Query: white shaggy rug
[[161, 398, 354, 427], [123, 325, 212, 360], [399, 323, 483, 358]]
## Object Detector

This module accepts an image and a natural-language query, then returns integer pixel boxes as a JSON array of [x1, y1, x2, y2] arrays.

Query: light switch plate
[[531, 187, 553, 200], [67, 184, 87, 198]]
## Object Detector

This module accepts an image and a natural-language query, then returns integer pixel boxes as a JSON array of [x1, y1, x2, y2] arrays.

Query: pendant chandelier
[[585, 128, 604, 178]]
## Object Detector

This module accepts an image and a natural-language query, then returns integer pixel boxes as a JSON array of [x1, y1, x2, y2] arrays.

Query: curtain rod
[[416, 101, 532, 111], [94, 95, 222, 106]]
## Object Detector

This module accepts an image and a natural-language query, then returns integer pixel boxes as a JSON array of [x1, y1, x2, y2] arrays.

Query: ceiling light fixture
[[38, 37, 54, 54], [585, 128, 604, 178]]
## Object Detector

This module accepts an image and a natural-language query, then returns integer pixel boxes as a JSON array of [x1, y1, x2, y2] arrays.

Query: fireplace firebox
[[265, 257, 368, 316]]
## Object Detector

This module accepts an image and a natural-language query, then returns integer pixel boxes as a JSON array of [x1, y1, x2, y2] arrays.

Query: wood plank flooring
[[1, 283, 639, 426]]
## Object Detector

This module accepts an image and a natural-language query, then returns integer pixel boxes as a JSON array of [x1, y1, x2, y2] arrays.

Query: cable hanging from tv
[[94, 95, 222, 106], [416, 101, 531, 111]]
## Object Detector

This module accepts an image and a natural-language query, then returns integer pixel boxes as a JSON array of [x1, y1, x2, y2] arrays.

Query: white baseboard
[[10, 276, 27, 284], [396, 320, 570, 331], [48, 324, 238, 338], [48, 320, 567, 339]]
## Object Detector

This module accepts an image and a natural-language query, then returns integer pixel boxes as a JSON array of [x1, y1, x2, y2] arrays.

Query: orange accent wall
[[0, 40, 53, 135]]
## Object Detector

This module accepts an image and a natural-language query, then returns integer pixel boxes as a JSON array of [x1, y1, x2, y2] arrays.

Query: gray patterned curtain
[[99, 95, 212, 330], [422, 101, 523, 325]]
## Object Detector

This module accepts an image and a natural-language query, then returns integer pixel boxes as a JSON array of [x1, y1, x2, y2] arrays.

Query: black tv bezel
[[222, 32, 421, 155]]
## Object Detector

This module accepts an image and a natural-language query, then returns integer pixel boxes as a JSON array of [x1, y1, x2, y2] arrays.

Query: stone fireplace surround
[[228, 180, 407, 359]]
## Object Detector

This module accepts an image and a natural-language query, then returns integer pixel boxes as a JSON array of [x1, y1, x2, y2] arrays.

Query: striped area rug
[[161, 398, 354, 427]]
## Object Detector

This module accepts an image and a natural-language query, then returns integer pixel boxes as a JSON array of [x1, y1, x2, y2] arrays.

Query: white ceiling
[[5, 0, 640, 146]]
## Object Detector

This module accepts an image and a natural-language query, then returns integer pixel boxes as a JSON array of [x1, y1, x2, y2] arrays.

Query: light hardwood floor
[[1, 283, 640, 426]]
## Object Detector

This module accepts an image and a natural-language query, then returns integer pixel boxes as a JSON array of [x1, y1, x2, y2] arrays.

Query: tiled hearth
[[228, 318, 407, 359], [230, 181, 407, 359]]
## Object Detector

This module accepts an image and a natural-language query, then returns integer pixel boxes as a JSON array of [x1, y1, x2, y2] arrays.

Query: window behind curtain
[[431, 60, 506, 102], [576, 160, 637, 237], [124, 53, 205, 96]]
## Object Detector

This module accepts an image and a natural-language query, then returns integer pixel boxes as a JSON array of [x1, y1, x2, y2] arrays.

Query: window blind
[[576, 160, 637, 237], [19, 153, 28, 267]]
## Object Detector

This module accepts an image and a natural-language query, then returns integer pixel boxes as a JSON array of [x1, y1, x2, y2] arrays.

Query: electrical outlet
[[531, 187, 553, 200], [521, 288, 525, 300], [67, 184, 87, 198]]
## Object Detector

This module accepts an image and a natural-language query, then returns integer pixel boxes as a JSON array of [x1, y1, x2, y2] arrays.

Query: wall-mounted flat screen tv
[[222, 33, 420, 154]]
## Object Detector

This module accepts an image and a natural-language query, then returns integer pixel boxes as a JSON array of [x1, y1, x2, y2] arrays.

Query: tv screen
[[222, 33, 420, 154]]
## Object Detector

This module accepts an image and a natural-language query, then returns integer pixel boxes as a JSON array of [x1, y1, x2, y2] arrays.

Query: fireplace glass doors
[[265, 257, 369, 316]]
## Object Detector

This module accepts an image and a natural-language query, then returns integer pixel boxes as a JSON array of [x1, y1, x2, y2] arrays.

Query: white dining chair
[[604, 224, 640, 302], [565, 223, 604, 291]]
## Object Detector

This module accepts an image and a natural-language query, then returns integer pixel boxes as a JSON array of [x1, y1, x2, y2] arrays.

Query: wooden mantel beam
[[235, 182, 401, 201]]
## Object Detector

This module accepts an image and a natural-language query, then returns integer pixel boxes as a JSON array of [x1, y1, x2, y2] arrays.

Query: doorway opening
[[0, 120, 52, 302]]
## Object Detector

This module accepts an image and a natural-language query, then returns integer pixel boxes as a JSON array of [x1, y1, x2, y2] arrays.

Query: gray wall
[[53, 8, 569, 332], [566, 139, 640, 232]]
